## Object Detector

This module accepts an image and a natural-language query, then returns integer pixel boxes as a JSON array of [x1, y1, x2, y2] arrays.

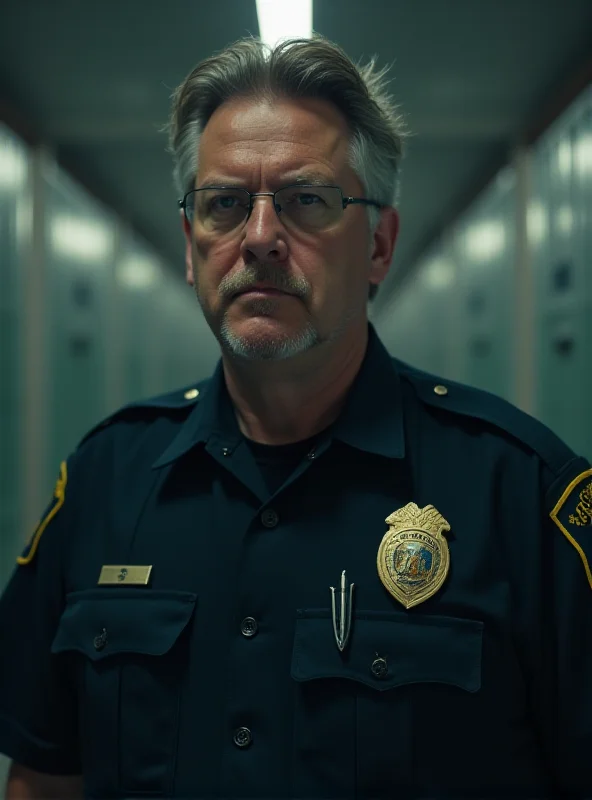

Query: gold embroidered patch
[[550, 468, 592, 589], [17, 461, 68, 566]]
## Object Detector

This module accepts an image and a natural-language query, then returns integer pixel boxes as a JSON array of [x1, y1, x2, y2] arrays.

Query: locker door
[[45, 165, 115, 487], [116, 231, 165, 403], [532, 88, 592, 459], [453, 169, 515, 399], [0, 126, 28, 585]]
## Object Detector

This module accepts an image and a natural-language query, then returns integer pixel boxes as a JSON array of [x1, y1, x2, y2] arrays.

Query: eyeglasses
[[179, 184, 385, 234]]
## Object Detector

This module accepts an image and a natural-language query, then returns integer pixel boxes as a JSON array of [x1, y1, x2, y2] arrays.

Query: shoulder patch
[[17, 461, 68, 566], [550, 466, 592, 589], [396, 359, 575, 476]]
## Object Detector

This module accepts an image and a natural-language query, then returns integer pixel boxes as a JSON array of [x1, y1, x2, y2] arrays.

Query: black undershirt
[[243, 433, 322, 496]]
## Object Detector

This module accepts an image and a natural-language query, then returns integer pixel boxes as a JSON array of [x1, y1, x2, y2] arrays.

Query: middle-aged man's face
[[183, 95, 398, 361]]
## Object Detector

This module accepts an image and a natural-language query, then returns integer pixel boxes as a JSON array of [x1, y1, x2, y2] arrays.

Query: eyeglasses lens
[[186, 186, 343, 232]]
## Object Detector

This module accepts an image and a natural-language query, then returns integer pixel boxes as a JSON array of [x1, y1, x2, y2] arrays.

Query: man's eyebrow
[[283, 173, 335, 186], [197, 178, 243, 189], [196, 173, 336, 190]]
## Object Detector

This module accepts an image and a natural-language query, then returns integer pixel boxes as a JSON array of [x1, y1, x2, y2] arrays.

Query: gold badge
[[377, 503, 451, 609], [98, 565, 153, 585]]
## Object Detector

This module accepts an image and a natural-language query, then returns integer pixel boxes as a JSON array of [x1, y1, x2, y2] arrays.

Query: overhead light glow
[[117, 254, 161, 289], [423, 257, 454, 290], [575, 133, 592, 175], [0, 142, 27, 190], [465, 220, 506, 262], [51, 215, 113, 263], [556, 205, 574, 236], [527, 201, 547, 247], [256, 0, 313, 49], [556, 138, 572, 178]]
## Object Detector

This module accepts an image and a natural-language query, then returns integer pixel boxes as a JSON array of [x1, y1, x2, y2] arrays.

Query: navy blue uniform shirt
[[1, 323, 592, 799]]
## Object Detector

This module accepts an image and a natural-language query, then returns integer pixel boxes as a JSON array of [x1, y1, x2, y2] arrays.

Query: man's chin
[[218, 319, 318, 362]]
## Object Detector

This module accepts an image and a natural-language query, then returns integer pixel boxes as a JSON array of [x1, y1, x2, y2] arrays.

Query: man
[[1, 35, 591, 800]]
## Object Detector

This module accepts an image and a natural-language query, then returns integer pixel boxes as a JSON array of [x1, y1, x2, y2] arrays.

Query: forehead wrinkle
[[208, 135, 343, 160], [198, 99, 352, 187], [203, 95, 350, 148], [200, 149, 341, 189]]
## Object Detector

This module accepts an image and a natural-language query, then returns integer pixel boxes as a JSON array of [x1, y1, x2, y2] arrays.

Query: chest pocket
[[291, 609, 483, 799], [52, 589, 197, 798]]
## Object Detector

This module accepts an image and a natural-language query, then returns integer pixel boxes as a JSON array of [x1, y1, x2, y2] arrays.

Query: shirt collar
[[330, 322, 405, 459], [152, 358, 240, 469], [152, 322, 405, 469]]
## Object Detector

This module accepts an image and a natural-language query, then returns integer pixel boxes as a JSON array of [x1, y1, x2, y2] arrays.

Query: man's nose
[[240, 195, 289, 263]]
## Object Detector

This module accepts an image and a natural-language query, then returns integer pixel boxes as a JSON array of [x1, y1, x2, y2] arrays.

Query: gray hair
[[167, 35, 408, 302]]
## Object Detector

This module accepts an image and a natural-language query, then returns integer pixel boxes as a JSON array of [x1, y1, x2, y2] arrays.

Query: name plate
[[98, 565, 153, 585]]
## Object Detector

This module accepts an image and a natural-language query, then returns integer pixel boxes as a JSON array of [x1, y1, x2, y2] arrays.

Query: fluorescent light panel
[[465, 220, 506, 263], [117, 254, 161, 289], [423, 258, 454, 290], [0, 143, 27, 190], [256, 0, 313, 49], [51, 215, 113, 263], [527, 201, 547, 247]]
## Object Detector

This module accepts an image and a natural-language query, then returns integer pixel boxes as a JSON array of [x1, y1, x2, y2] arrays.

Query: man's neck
[[222, 322, 369, 445]]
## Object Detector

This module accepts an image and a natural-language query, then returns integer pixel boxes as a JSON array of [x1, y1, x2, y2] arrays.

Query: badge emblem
[[377, 503, 451, 609]]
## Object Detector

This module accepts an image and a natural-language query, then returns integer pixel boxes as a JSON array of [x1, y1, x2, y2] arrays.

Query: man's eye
[[211, 195, 239, 211], [296, 193, 323, 206]]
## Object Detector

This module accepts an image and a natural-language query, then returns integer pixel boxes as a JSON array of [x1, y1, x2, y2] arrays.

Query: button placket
[[240, 617, 258, 638], [260, 508, 279, 528], [233, 727, 252, 748], [371, 655, 389, 680], [93, 628, 108, 651]]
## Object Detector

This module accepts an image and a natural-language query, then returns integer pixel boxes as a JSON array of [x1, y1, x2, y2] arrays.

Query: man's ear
[[181, 211, 194, 286], [369, 207, 399, 288]]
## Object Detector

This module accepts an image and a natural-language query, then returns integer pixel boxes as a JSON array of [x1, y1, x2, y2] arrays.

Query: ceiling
[[1, 0, 591, 314]]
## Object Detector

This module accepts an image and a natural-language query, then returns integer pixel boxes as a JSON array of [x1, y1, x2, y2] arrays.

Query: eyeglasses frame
[[178, 184, 386, 228]]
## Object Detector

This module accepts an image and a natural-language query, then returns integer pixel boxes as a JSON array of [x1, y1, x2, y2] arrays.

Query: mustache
[[219, 266, 309, 298]]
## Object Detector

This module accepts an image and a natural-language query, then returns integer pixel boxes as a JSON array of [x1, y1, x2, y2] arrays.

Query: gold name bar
[[98, 565, 153, 585]]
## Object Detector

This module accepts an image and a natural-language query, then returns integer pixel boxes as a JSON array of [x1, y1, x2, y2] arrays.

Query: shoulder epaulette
[[18, 378, 211, 566], [395, 358, 575, 476], [78, 378, 210, 448]]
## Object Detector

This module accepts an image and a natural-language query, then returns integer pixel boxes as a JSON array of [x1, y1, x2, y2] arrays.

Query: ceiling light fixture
[[117, 254, 161, 290], [0, 139, 27, 190], [256, 0, 313, 49], [51, 215, 113, 263]]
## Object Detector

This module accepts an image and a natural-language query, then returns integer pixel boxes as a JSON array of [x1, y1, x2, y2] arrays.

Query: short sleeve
[[0, 456, 81, 774], [529, 455, 592, 795]]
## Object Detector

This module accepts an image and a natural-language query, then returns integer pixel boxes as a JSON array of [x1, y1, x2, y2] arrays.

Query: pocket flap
[[51, 589, 197, 661], [291, 610, 483, 692]]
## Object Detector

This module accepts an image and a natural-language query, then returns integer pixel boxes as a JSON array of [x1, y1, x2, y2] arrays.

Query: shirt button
[[233, 727, 252, 748], [93, 628, 108, 651], [261, 508, 279, 528], [240, 617, 258, 638], [371, 656, 388, 680]]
